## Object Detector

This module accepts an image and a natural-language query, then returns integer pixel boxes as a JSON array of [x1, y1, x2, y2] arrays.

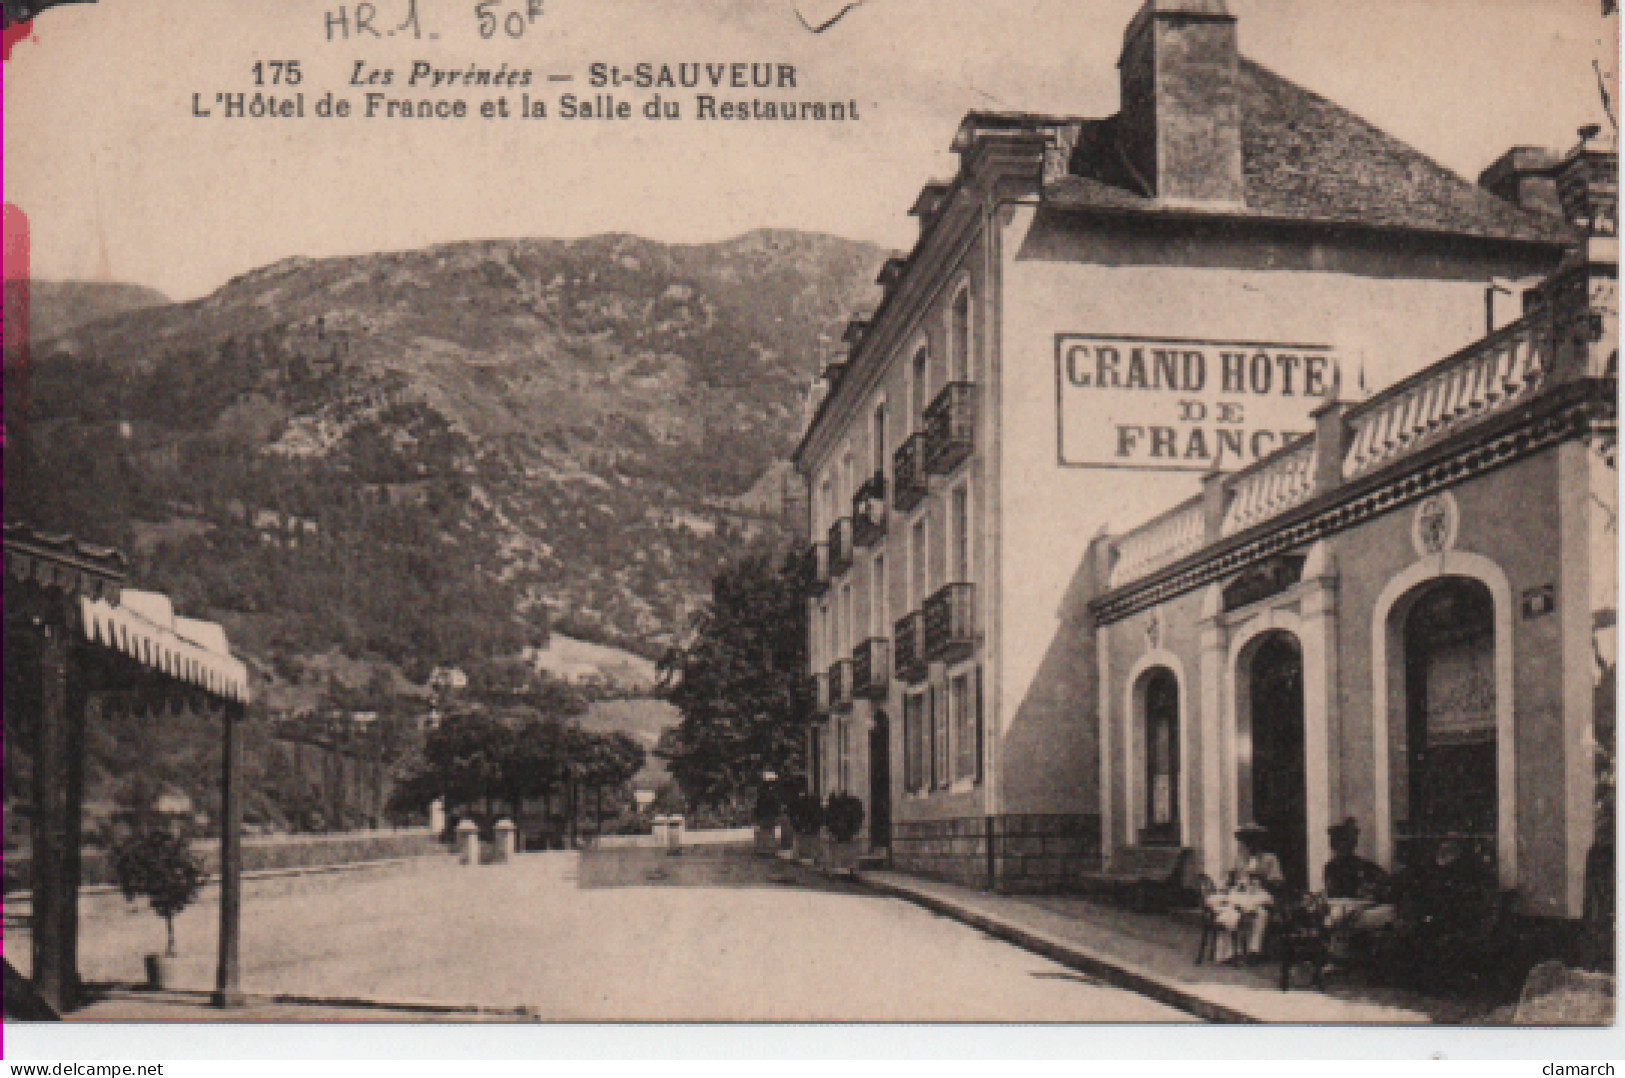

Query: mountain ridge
[[12, 229, 889, 688]]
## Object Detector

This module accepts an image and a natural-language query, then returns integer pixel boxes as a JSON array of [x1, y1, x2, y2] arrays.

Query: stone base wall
[[891, 814, 1102, 893], [4, 828, 440, 894], [891, 817, 993, 888]]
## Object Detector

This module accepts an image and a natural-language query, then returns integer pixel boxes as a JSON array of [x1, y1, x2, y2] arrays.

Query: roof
[[1041, 57, 1576, 246], [80, 589, 252, 703], [3, 522, 127, 600]]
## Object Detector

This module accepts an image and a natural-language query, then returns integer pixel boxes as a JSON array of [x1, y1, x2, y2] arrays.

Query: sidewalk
[[858, 870, 1505, 1024], [59, 987, 532, 1023]]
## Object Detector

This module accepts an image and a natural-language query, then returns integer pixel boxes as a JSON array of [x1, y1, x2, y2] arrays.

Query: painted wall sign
[[1054, 334, 1340, 471]]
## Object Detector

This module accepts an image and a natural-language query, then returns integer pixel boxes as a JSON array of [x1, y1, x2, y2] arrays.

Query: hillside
[[3, 279, 170, 354], [12, 231, 888, 688]]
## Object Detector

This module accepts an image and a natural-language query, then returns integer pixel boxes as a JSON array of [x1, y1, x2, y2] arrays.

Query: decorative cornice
[[1091, 381, 1615, 625]]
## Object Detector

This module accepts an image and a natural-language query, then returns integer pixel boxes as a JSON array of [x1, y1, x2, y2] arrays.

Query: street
[[32, 848, 1188, 1022]]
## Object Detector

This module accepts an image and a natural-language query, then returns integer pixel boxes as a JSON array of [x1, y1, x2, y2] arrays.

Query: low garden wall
[[3, 827, 440, 894]]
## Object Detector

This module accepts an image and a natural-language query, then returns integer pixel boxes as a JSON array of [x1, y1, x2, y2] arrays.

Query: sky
[[2, 0, 1617, 300]]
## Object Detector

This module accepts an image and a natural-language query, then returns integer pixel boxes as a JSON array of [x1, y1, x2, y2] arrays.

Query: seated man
[[1205, 822, 1283, 962], [1321, 818, 1396, 959]]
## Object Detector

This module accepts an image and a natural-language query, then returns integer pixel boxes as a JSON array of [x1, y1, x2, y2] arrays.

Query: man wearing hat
[[1321, 817, 1396, 961], [1324, 817, 1386, 901], [1204, 822, 1284, 961]]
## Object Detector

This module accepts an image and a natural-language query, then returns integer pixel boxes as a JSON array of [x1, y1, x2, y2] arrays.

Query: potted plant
[[822, 793, 866, 875], [787, 790, 825, 863], [112, 828, 205, 989]]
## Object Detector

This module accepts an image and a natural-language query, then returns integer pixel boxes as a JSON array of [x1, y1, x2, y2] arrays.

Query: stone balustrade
[[1107, 501, 1206, 588], [1342, 316, 1547, 481], [1220, 438, 1318, 536], [1101, 311, 1566, 590]]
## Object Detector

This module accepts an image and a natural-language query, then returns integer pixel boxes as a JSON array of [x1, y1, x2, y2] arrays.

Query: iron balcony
[[852, 637, 892, 699], [924, 381, 976, 476], [828, 517, 855, 577], [893, 611, 928, 685], [852, 473, 888, 548], [892, 433, 929, 512], [923, 582, 976, 664], [829, 658, 855, 711]]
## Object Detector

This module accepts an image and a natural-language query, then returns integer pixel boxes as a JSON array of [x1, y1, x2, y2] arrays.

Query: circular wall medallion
[[1411, 492, 1460, 557]]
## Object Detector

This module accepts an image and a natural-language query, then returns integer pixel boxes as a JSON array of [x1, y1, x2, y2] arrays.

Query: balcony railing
[[808, 540, 831, 596], [829, 658, 855, 711], [893, 611, 928, 684], [923, 382, 976, 476], [853, 637, 891, 699], [923, 582, 976, 664], [813, 670, 831, 714], [852, 473, 888, 548], [1221, 439, 1318, 536], [893, 433, 929, 512], [1108, 501, 1207, 588], [1342, 315, 1547, 482], [827, 517, 854, 577]]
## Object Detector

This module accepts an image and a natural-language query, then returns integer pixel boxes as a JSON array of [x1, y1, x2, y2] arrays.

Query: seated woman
[[1204, 822, 1283, 962]]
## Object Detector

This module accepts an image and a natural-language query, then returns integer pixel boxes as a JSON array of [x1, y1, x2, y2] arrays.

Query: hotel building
[[793, 0, 1597, 897]]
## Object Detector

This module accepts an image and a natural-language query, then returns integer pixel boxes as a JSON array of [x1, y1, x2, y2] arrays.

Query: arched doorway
[[1246, 632, 1307, 891], [1399, 578, 1497, 868], [869, 712, 892, 851], [1139, 668, 1180, 846]]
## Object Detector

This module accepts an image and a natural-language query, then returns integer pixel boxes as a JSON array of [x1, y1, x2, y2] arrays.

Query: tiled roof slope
[[1044, 57, 1576, 245]]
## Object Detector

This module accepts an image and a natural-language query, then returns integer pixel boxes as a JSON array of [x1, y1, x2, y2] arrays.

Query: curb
[[856, 871, 1259, 1024], [8, 855, 437, 906], [94, 984, 537, 1019]]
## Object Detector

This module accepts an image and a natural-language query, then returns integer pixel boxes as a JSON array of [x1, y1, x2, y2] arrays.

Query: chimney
[[1478, 146, 1563, 217], [1117, 0, 1244, 206]]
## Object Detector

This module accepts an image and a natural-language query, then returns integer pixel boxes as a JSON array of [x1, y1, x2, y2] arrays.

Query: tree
[[112, 829, 205, 958], [576, 730, 647, 829], [500, 717, 572, 819], [389, 712, 515, 821], [658, 551, 811, 810]]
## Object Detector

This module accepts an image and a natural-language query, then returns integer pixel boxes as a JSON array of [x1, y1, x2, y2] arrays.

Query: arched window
[[1140, 667, 1180, 845]]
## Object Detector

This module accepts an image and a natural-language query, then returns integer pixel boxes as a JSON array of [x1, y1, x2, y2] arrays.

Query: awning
[[79, 589, 251, 704]]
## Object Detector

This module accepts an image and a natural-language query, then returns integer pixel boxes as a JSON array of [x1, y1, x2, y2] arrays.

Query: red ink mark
[[4, 201, 32, 281], [0, 203, 23, 1011], [2, 19, 36, 63], [4, 201, 31, 497]]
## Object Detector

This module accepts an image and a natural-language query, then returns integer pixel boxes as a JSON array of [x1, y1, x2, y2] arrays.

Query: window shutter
[[929, 686, 940, 790], [974, 664, 984, 786]]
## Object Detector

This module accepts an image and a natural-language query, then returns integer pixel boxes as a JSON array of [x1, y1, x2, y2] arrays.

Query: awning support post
[[212, 699, 246, 1008]]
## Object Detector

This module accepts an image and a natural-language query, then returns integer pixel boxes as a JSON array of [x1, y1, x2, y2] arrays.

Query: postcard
[[1, 0, 1618, 1042]]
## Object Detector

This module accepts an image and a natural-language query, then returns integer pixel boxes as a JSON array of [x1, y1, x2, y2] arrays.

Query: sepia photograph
[[0, 0, 1619, 1051]]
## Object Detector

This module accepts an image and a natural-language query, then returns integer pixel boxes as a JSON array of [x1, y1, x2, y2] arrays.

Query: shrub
[[824, 794, 865, 844], [112, 829, 205, 957], [786, 790, 824, 835]]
